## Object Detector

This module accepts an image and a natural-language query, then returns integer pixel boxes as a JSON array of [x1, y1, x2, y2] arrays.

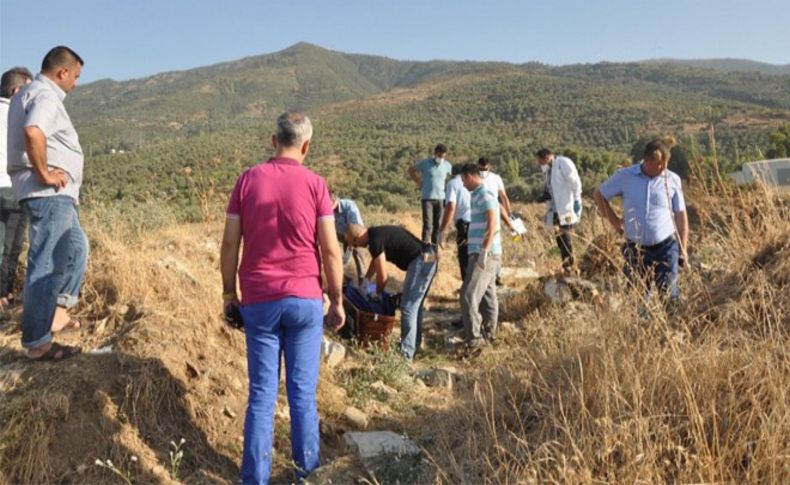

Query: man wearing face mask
[[536, 148, 582, 274], [477, 157, 516, 285], [593, 137, 688, 303], [408, 144, 452, 245]]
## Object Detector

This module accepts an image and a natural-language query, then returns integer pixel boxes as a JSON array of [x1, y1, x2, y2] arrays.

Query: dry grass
[[424, 177, 789, 483], [0, 163, 787, 484]]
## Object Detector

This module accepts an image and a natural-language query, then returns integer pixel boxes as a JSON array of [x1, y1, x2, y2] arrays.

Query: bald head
[[344, 224, 368, 247]]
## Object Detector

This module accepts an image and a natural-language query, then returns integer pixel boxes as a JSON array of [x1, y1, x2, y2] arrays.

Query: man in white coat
[[536, 148, 582, 273]]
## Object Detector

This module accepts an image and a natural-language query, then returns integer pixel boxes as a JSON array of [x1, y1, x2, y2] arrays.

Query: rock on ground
[[342, 406, 369, 429], [344, 431, 420, 460], [415, 366, 457, 390], [321, 337, 346, 368], [303, 455, 365, 484], [500, 266, 540, 280], [370, 380, 398, 399], [343, 431, 424, 481]]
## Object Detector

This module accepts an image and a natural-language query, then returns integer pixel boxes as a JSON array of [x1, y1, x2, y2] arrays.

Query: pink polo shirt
[[226, 157, 334, 305]]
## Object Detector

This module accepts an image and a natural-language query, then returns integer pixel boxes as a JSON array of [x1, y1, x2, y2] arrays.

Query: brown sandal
[[28, 342, 82, 362]]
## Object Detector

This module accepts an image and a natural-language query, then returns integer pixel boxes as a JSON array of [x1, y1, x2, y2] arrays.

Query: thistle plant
[[169, 438, 186, 480], [94, 455, 136, 485]]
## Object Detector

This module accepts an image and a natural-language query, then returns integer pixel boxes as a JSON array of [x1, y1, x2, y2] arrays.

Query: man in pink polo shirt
[[220, 112, 345, 484]]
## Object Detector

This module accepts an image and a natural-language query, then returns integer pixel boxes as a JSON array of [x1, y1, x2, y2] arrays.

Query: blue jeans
[[21, 196, 88, 349], [399, 251, 437, 360], [623, 237, 680, 300], [240, 297, 323, 484]]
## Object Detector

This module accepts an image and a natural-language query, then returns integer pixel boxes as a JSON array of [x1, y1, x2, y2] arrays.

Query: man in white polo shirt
[[0, 67, 33, 309], [7, 46, 87, 361], [478, 157, 514, 285]]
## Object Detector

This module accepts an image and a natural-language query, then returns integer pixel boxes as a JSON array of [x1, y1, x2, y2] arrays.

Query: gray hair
[[276, 112, 313, 147], [0, 67, 33, 98]]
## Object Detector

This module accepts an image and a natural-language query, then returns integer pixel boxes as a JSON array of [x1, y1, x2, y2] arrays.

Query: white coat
[[546, 155, 582, 226]]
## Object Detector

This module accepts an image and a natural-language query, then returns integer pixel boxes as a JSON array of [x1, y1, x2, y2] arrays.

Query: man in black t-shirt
[[345, 224, 437, 361]]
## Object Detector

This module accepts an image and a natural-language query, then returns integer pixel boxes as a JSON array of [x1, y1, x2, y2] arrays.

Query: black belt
[[455, 220, 469, 228], [626, 235, 675, 251]]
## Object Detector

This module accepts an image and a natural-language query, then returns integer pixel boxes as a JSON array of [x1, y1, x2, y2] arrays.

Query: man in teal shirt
[[460, 163, 501, 351], [408, 144, 452, 244]]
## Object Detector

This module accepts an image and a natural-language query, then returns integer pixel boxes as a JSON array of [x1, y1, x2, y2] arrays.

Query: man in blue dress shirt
[[593, 138, 689, 302], [333, 197, 365, 284], [408, 144, 452, 245]]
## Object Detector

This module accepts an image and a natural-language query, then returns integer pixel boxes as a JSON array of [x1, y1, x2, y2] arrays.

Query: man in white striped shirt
[[460, 163, 501, 351]]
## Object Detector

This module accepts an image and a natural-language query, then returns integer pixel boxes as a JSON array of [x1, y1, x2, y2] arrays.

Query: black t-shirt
[[367, 226, 423, 271]]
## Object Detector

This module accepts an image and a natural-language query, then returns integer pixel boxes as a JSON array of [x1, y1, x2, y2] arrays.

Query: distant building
[[731, 159, 790, 191]]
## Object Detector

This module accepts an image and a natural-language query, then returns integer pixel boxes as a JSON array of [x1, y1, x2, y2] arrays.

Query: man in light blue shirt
[[460, 163, 501, 351], [438, 165, 471, 280], [7, 46, 88, 361], [594, 138, 689, 301], [408, 143, 452, 245], [333, 197, 365, 283]]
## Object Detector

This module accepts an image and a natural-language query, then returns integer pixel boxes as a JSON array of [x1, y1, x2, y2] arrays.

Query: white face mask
[[435, 157, 445, 164], [540, 164, 550, 174]]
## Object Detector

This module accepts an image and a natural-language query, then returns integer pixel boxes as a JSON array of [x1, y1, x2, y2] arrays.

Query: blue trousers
[[622, 237, 680, 300], [20, 196, 88, 349], [399, 252, 437, 360], [240, 297, 323, 484]]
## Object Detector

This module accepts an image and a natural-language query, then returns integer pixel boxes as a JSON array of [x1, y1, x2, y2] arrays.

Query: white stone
[[415, 367, 456, 390], [342, 406, 368, 429], [343, 431, 421, 462], [370, 380, 398, 399], [412, 378, 428, 390], [443, 333, 464, 348], [543, 278, 572, 304], [500, 267, 540, 280], [157, 256, 198, 284], [222, 406, 237, 419], [321, 336, 346, 368]]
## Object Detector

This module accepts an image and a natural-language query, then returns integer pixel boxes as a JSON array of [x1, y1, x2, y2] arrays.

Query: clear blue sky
[[2, 0, 788, 83]]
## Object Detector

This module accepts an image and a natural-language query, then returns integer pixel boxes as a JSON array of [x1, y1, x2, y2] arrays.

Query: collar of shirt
[[36, 73, 67, 102], [630, 162, 668, 180], [267, 157, 301, 166]]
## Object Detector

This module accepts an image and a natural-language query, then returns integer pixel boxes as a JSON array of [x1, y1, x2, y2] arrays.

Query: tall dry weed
[[428, 159, 789, 483]]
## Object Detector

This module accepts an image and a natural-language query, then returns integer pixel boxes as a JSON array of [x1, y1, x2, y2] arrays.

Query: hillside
[[644, 58, 790, 75], [68, 43, 790, 216]]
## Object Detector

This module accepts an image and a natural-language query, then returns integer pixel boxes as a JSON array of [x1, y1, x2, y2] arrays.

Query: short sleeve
[[25, 93, 59, 137], [416, 159, 428, 174], [445, 181, 458, 204], [495, 174, 505, 192], [368, 230, 384, 259], [599, 169, 625, 200], [347, 201, 364, 226], [315, 177, 334, 219], [480, 192, 498, 212], [671, 177, 686, 213], [226, 174, 244, 219]]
